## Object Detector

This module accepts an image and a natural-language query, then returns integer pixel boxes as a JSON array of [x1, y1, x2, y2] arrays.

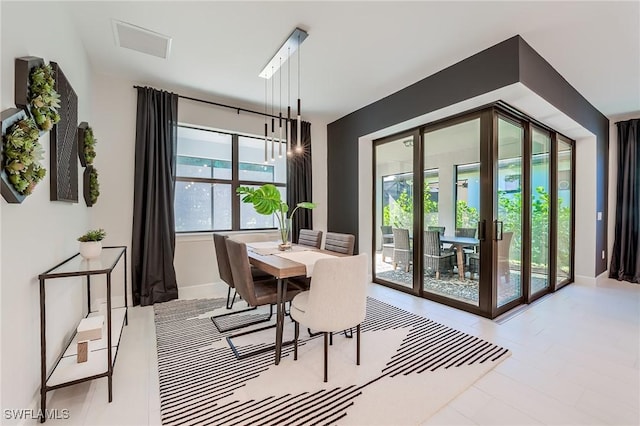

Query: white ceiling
[[66, 1, 640, 123]]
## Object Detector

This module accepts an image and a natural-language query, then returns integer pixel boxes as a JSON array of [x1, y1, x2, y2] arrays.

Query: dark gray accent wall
[[327, 34, 609, 276]]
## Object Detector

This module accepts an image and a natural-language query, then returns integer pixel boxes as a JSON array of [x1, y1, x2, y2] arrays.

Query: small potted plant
[[77, 228, 106, 259], [237, 184, 315, 250]]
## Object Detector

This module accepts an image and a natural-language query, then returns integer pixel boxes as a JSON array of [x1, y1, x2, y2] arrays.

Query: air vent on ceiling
[[112, 20, 172, 59]]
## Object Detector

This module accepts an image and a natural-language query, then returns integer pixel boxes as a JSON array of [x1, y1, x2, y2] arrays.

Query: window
[[174, 126, 287, 232]]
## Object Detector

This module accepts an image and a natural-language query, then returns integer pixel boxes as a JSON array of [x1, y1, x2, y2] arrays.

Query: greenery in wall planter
[[1, 108, 46, 203], [77, 122, 96, 166], [29, 64, 61, 131], [83, 165, 100, 207]]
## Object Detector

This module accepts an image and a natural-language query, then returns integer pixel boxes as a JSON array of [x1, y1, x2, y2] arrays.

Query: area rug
[[154, 297, 510, 426]]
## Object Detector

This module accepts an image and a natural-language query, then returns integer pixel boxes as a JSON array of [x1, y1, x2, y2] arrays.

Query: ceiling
[[65, 1, 639, 123]]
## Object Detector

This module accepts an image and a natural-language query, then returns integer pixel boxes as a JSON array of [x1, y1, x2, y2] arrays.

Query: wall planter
[[1, 108, 46, 203], [77, 122, 96, 167], [15, 56, 61, 132], [83, 165, 99, 207]]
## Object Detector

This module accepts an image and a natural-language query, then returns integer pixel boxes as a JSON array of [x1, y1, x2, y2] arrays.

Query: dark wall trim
[[327, 34, 609, 276], [517, 37, 609, 275]]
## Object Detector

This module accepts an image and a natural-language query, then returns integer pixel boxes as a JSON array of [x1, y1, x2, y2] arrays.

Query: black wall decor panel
[[327, 35, 609, 275], [50, 62, 78, 202]]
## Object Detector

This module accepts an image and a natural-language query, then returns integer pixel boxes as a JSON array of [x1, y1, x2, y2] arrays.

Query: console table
[[38, 246, 128, 422]]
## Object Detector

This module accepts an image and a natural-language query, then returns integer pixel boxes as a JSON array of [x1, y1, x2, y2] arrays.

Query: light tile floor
[[34, 277, 639, 425]]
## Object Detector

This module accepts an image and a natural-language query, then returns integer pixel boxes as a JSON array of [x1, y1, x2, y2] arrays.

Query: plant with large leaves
[[237, 184, 316, 248]]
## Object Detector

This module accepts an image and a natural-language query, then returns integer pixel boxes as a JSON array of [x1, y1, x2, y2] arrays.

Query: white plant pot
[[79, 241, 102, 259]]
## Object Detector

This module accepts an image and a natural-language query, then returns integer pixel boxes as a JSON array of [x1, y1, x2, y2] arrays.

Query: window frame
[[175, 125, 287, 233]]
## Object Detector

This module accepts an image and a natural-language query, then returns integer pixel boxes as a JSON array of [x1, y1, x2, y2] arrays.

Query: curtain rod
[[133, 85, 287, 121]]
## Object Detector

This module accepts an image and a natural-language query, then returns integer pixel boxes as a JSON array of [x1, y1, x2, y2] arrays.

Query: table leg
[[456, 244, 465, 280], [275, 278, 284, 365]]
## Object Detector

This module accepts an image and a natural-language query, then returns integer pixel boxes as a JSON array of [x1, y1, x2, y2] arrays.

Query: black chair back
[[213, 233, 234, 288], [298, 229, 323, 249], [324, 232, 355, 255]]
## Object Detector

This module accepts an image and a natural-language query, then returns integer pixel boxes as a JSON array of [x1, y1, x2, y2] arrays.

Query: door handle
[[477, 220, 486, 241], [494, 220, 504, 241]]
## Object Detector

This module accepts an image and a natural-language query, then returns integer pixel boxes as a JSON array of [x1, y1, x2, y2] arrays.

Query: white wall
[[90, 72, 329, 293], [574, 136, 598, 280], [1, 2, 92, 419]]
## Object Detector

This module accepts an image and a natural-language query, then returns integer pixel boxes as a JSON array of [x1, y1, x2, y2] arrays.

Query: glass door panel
[[374, 136, 415, 290], [423, 118, 480, 306], [556, 138, 573, 285], [496, 117, 523, 307], [531, 128, 551, 295]]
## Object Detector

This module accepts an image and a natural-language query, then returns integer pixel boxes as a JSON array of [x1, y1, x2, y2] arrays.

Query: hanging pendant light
[[264, 77, 268, 164], [270, 66, 275, 162], [287, 46, 292, 157], [258, 28, 307, 157], [278, 57, 283, 158], [296, 31, 302, 153]]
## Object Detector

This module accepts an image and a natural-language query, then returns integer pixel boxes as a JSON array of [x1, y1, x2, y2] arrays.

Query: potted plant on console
[[77, 228, 106, 259], [237, 184, 315, 251]]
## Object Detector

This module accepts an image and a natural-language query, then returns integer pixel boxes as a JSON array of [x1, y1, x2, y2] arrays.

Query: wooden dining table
[[439, 235, 480, 280], [245, 242, 344, 365]]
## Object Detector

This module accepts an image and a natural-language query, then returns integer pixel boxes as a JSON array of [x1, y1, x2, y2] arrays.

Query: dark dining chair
[[298, 229, 323, 249], [224, 239, 303, 359], [324, 232, 356, 255], [213, 233, 270, 309], [424, 230, 455, 279]]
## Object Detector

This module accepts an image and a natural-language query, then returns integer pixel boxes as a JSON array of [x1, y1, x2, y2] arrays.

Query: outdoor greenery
[[384, 183, 570, 273], [88, 167, 100, 205], [382, 179, 439, 230], [29, 64, 61, 131], [237, 184, 316, 244], [84, 126, 97, 165], [77, 228, 106, 242], [3, 117, 46, 195]]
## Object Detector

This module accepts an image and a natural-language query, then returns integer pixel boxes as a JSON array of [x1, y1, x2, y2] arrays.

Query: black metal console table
[[38, 246, 128, 423]]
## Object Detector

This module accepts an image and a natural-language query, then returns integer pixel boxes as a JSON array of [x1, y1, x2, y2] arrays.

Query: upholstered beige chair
[[290, 254, 368, 382]]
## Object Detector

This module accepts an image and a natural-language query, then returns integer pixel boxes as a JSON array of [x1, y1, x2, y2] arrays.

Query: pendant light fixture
[[296, 31, 302, 153], [270, 65, 275, 162], [278, 57, 283, 158], [259, 27, 308, 155], [264, 77, 268, 164]]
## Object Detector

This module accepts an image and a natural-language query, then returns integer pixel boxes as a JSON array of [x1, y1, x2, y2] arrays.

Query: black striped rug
[[154, 297, 509, 426]]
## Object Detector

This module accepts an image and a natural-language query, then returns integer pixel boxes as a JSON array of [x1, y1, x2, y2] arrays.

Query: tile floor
[[35, 277, 639, 425]]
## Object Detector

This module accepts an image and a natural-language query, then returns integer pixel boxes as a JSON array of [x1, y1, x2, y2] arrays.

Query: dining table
[[245, 241, 344, 365], [439, 235, 480, 280]]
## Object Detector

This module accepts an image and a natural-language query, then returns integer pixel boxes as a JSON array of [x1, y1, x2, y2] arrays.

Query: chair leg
[[294, 321, 299, 361], [330, 332, 333, 346], [343, 328, 353, 338], [324, 332, 329, 383], [436, 271, 440, 280], [356, 324, 361, 365], [226, 287, 237, 309]]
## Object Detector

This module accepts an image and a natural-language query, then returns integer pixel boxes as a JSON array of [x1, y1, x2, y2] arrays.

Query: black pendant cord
[[132, 85, 289, 122]]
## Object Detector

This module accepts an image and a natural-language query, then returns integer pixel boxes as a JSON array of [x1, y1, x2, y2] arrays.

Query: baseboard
[[179, 281, 226, 300], [596, 270, 610, 285], [574, 274, 597, 287]]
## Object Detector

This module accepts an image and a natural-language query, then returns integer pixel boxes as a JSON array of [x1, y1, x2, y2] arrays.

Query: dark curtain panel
[[287, 120, 312, 243], [610, 118, 639, 283], [132, 87, 179, 305]]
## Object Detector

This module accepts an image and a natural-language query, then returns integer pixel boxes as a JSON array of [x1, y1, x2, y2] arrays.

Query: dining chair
[[455, 227, 478, 262], [224, 239, 303, 359], [291, 254, 368, 382], [298, 229, 323, 249], [213, 233, 270, 309], [380, 225, 394, 263], [392, 228, 412, 272], [324, 232, 356, 255], [427, 226, 447, 252], [424, 230, 455, 279]]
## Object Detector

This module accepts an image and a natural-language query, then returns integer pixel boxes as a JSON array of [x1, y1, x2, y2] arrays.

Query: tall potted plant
[[237, 184, 316, 250]]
